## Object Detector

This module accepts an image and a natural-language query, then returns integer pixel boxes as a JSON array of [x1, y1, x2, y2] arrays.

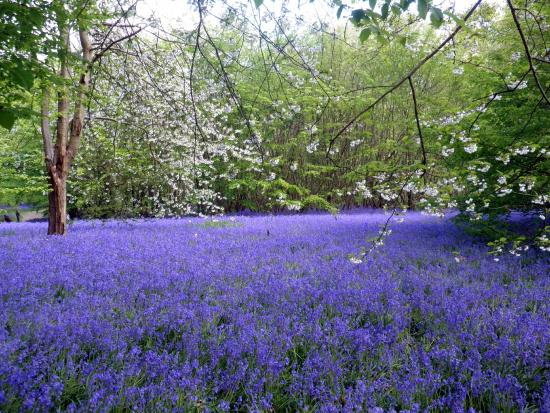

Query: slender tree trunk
[[40, 25, 92, 235], [48, 172, 67, 235]]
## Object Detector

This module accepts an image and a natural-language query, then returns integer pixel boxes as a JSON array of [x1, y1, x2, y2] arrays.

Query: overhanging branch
[[507, 0, 550, 107], [326, 0, 483, 155]]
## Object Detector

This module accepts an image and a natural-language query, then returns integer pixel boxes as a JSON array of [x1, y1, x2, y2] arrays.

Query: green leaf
[[417, 0, 429, 19], [336, 4, 344, 19], [445, 11, 467, 29], [13, 65, 34, 90], [254, 0, 263, 7], [0, 109, 16, 130], [359, 28, 372, 43], [351, 9, 366, 24], [376, 33, 388, 44], [369, 0, 377, 9], [381, 2, 389, 19], [27, 7, 46, 27], [391, 4, 402, 15], [430, 7, 444, 28], [400, 0, 413, 10], [364, 9, 379, 20]]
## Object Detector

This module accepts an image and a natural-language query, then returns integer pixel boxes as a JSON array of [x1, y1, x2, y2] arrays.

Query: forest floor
[[0, 210, 549, 412], [0, 206, 44, 222]]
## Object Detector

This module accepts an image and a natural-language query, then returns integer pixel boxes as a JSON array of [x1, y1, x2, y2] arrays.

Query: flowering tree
[[70, 26, 264, 217]]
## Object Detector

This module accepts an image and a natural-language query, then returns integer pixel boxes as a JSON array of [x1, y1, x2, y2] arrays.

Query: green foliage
[[0, 0, 62, 129], [196, 219, 241, 229], [0, 109, 16, 130], [301, 195, 337, 213], [418, 3, 550, 253], [346, 0, 448, 45], [0, 119, 47, 207]]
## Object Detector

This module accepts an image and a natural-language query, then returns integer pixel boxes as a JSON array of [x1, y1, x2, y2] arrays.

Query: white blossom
[[508, 80, 528, 90], [453, 66, 464, 75], [441, 146, 454, 157], [306, 140, 319, 153], [495, 153, 510, 165], [464, 143, 478, 154], [350, 139, 362, 148]]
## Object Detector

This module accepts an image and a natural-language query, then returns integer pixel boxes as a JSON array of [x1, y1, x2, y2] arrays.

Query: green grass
[[196, 219, 241, 229]]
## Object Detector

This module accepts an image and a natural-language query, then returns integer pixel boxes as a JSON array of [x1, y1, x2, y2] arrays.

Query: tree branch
[[507, 0, 550, 107], [408, 76, 427, 182], [67, 28, 93, 164], [326, 0, 483, 155], [41, 87, 54, 165], [92, 27, 144, 64], [54, 25, 70, 168]]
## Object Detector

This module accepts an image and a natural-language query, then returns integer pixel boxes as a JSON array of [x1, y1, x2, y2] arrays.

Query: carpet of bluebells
[[0, 211, 549, 412]]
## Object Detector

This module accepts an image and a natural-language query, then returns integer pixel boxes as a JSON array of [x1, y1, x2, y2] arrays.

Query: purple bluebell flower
[[0, 211, 548, 411]]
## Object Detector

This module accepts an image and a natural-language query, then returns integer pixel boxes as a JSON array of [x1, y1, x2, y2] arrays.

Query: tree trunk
[[40, 26, 93, 235], [47, 171, 67, 235]]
